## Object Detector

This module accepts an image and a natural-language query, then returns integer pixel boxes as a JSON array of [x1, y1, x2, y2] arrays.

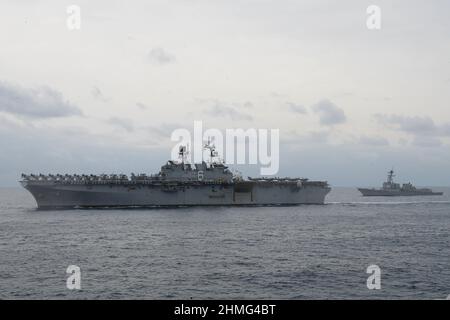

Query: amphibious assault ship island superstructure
[[20, 142, 331, 209], [358, 169, 443, 196]]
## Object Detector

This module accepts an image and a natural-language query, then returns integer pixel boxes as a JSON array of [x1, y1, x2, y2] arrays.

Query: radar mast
[[203, 137, 222, 165], [387, 169, 395, 184], [178, 144, 190, 164]]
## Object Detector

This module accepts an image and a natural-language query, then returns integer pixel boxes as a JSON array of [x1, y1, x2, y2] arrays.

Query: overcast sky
[[0, 0, 449, 186]]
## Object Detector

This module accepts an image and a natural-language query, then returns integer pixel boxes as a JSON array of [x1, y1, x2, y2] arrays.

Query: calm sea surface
[[0, 187, 449, 299]]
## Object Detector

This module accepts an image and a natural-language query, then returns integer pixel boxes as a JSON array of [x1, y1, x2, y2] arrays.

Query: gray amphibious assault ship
[[21, 143, 331, 209]]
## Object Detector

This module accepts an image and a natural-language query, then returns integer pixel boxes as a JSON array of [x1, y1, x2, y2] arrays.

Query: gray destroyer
[[358, 170, 443, 196], [21, 143, 331, 209]]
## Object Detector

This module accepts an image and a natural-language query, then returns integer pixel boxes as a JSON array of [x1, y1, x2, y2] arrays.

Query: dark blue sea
[[0, 187, 449, 299]]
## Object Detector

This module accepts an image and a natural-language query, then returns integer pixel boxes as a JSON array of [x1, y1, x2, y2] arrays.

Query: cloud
[[91, 86, 109, 102], [359, 135, 389, 146], [374, 114, 450, 139], [440, 123, 450, 136], [412, 136, 442, 148], [107, 117, 134, 132], [282, 130, 330, 145], [136, 102, 148, 110], [147, 47, 176, 65], [306, 130, 330, 143], [147, 123, 186, 140], [0, 81, 82, 119], [243, 101, 254, 108], [287, 102, 307, 114], [374, 114, 437, 135], [373, 114, 450, 148], [270, 92, 288, 98], [204, 101, 253, 121], [311, 99, 346, 125]]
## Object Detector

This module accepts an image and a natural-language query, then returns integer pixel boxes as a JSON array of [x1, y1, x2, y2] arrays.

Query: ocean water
[[0, 186, 449, 300]]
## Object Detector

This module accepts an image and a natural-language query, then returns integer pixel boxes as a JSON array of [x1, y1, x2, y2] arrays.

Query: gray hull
[[23, 182, 331, 209], [358, 188, 443, 197]]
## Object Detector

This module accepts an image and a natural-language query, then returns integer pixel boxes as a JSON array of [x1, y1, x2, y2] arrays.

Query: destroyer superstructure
[[358, 169, 443, 196], [21, 143, 331, 209]]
